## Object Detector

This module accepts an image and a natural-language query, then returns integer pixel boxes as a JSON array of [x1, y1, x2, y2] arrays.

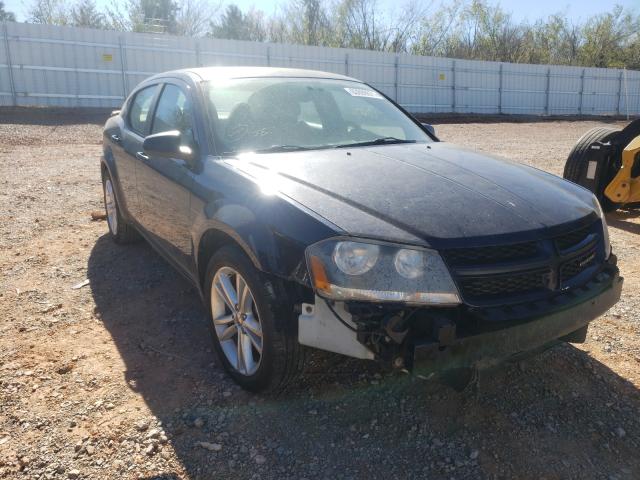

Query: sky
[[4, 0, 639, 24]]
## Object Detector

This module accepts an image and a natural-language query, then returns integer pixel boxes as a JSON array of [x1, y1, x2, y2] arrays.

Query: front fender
[[191, 160, 340, 284]]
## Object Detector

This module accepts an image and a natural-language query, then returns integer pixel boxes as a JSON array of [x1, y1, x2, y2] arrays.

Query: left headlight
[[592, 195, 611, 259], [306, 238, 461, 305]]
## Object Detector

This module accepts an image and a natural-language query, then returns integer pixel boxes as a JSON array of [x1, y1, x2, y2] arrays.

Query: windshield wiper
[[333, 137, 417, 149], [254, 145, 312, 153]]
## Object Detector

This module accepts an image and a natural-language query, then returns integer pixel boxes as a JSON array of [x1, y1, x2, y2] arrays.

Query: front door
[[135, 81, 198, 271], [114, 84, 159, 220]]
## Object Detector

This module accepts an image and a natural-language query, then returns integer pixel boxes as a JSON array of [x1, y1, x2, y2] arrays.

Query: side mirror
[[143, 130, 195, 162], [421, 123, 436, 136]]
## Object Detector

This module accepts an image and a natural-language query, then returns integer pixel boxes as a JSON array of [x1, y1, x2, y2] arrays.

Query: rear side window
[[151, 84, 195, 144], [128, 86, 157, 135]]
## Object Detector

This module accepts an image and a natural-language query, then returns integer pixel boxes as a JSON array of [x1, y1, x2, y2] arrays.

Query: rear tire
[[101, 169, 140, 244], [204, 245, 305, 393], [563, 127, 620, 212]]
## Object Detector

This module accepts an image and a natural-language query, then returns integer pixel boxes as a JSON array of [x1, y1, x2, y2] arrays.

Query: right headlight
[[306, 238, 460, 305]]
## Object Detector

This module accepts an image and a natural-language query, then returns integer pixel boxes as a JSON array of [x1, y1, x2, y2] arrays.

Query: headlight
[[592, 195, 611, 259], [394, 248, 426, 279], [306, 239, 460, 305], [333, 241, 379, 275]]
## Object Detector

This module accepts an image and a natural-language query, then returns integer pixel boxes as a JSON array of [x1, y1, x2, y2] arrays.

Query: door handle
[[136, 151, 149, 161], [110, 134, 121, 143]]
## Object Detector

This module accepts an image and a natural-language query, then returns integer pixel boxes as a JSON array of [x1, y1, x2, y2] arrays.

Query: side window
[[128, 85, 157, 135], [151, 84, 195, 144]]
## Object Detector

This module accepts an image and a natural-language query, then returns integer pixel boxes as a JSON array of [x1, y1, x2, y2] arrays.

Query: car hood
[[225, 142, 597, 248]]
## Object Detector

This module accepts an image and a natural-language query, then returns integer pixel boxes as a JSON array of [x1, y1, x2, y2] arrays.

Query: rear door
[[135, 79, 198, 271], [115, 84, 160, 221]]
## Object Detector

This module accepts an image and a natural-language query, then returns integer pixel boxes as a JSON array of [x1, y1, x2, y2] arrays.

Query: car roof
[[149, 66, 362, 83]]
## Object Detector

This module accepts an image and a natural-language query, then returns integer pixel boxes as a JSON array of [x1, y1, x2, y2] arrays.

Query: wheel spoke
[[237, 276, 250, 313], [236, 330, 246, 373], [243, 314, 262, 337], [213, 314, 234, 326], [215, 273, 238, 311], [246, 328, 262, 354], [219, 324, 237, 342], [241, 332, 254, 373]]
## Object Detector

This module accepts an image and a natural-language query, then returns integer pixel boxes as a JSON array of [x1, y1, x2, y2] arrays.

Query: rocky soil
[[1, 108, 639, 479]]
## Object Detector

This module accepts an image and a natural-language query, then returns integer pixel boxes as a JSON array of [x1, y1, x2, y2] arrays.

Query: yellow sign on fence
[[102, 53, 113, 62]]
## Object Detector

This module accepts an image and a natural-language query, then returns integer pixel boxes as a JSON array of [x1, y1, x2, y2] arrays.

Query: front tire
[[101, 169, 139, 244], [204, 246, 305, 392]]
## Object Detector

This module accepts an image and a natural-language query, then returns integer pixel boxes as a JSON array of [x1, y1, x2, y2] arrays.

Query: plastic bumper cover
[[412, 267, 623, 373]]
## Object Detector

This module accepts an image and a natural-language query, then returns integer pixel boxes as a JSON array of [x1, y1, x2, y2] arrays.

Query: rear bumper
[[412, 267, 623, 374]]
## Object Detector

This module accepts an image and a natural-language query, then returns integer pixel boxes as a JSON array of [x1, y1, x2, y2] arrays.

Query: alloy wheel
[[104, 179, 118, 235], [211, 267, 264, 375]]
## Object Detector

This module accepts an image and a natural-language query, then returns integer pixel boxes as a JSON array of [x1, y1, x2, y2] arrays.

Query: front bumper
[[412, 266, 623, 374]]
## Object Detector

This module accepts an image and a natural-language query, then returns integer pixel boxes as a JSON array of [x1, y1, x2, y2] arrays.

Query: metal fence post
[[118, 36, 128, 101], [394, 55, 399, 102], [578, 68, 585, 115], [617, 70, 624, 116], [544, 67, 551, 115], [344, 53, 349, 76], [451, 60, 456, 112], [498, 63, 503, 114], [266, 46, 271, 67], [2, 21, 17, 106]]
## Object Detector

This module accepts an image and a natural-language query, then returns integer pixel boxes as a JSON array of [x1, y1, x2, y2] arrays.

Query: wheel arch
[[100, 145, 139, 225], [196, 227, 264, 292]]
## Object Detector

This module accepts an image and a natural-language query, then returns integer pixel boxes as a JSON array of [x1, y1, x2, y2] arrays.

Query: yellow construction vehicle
[[564, 119, 640, 211]]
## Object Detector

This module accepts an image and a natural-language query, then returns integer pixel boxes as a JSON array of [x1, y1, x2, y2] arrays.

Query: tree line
[[4, 0, 639, 69]]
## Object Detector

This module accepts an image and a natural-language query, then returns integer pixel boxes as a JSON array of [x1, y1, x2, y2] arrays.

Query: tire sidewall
[[564, 127, 620, 211], [101, 168, 138, 244], [101, 173, 118, 238], [204, 246, 278, 392]]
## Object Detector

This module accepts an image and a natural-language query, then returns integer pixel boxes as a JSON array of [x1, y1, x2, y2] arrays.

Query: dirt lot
[[1, 109, 639, 480]]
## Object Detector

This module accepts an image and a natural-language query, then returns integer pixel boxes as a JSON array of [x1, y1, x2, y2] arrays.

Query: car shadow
[[88, 234, 640, 479], [607, 209, 640, 235]]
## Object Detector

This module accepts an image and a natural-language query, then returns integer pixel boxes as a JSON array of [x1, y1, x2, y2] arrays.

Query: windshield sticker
[[344, 87, 384, 99]]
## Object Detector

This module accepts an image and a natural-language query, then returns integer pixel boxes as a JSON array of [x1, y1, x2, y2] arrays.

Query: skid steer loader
[[564, 119, 640, 211]]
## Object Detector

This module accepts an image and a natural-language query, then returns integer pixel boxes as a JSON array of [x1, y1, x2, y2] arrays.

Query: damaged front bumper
[[299, 261, 622, 375], [411, 267, 622, 375]]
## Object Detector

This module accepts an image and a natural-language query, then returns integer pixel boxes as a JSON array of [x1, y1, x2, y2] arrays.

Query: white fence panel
[[397, 55, 453, 113], [621, 70, 640, 115], [0, 22, 14, 106], [501, 63, 548, 114], [1, 21, 639, 116]]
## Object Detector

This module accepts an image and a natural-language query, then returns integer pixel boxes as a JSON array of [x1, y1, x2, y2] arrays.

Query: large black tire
[[101, 169, 140, 244], [563, 127, 620, 212], [204, 245, 305, 393]]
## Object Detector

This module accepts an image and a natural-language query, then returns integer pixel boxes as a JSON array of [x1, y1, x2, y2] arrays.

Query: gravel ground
[[1, 108, 639, 480]]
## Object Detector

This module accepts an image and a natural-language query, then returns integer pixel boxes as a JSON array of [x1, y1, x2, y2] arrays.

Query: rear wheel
[[563, 127, 620, 212], [204, 245, 305, 392], [101, 169, 139, 244]]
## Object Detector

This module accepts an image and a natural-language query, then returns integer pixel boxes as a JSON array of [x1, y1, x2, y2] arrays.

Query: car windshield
[[202, 77, 432, 155]]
